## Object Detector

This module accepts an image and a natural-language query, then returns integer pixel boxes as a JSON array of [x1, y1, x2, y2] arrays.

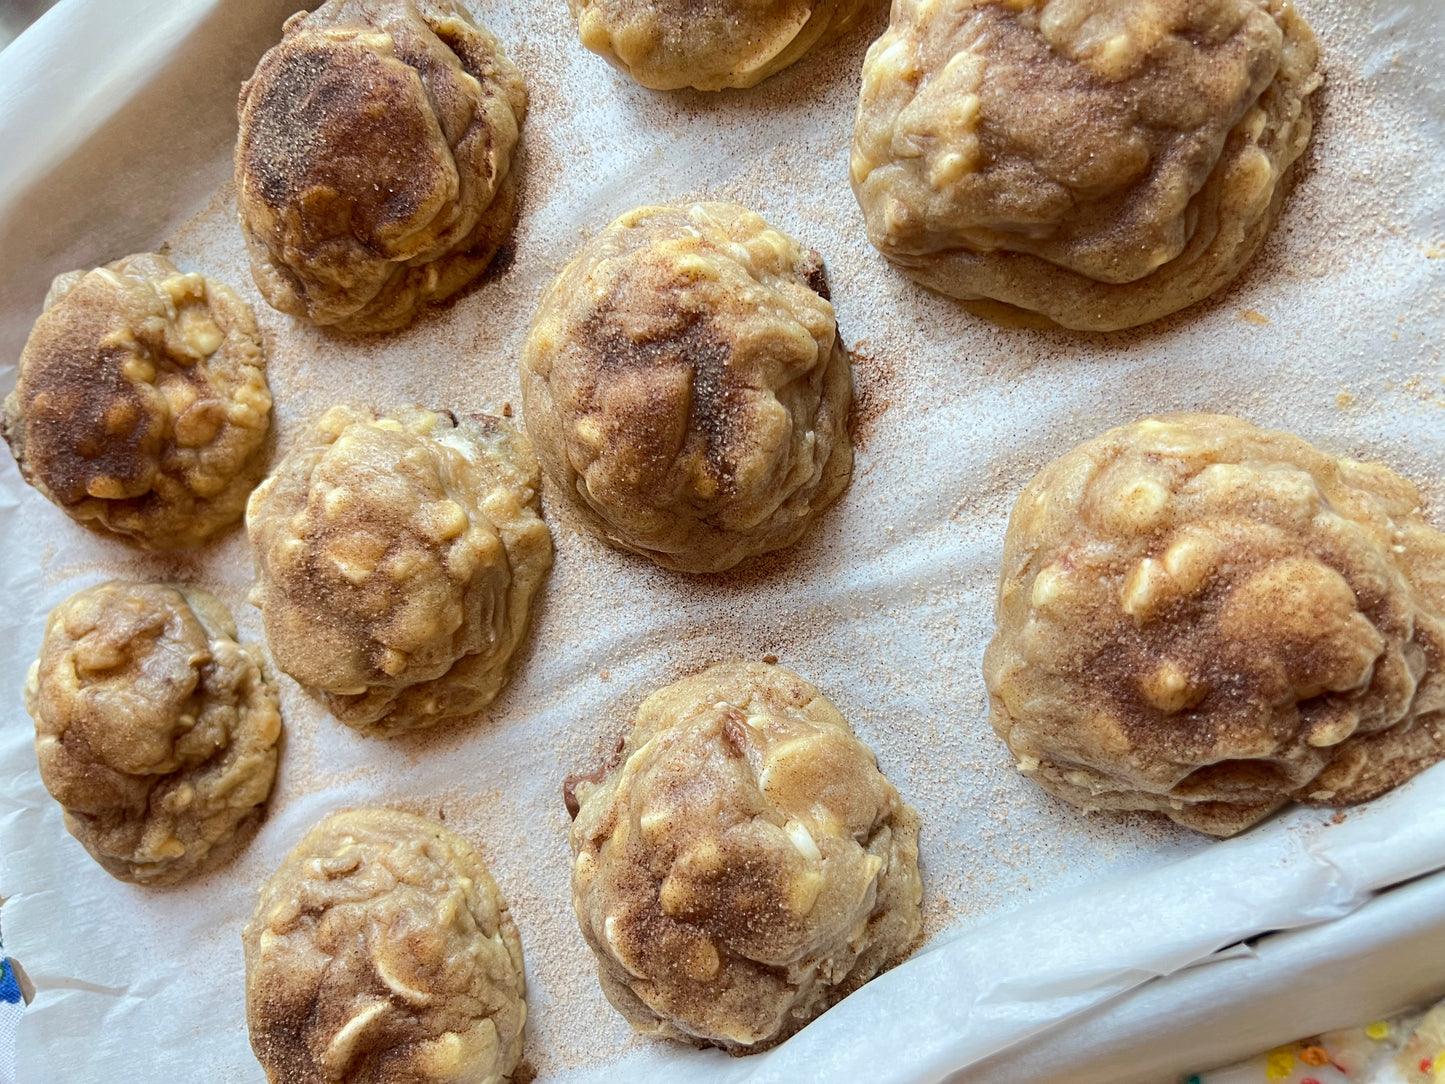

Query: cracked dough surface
[[521, 202, 853, 574], [246, 405, 552, 736], [2, 253, 272, 549], [567, 661, 922, 1052], [983, 414, 1445, 836], [851, 0, 1322, 330], [25, 581, 281, 886], [243, 809, 526, 1084], [235, 0, 526, 333]]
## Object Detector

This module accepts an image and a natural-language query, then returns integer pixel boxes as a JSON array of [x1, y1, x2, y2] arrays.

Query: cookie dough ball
[[521, 202, 853, 573], [568, 0, 871, 91], [567, 662, 922, 1051], [244, 809, 526, 1084], [25, 581, 282, 885], [983, 415, 1445, 836], [236, 0, 527, 333], [851, 0, 1322, 330], [2, 254, 272, 549], [247, 405, 552, 736]]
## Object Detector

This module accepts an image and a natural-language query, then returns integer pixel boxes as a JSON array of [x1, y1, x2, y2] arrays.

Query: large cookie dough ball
[[568, 0, 871, 91], [851, 0, 1322, 330], [236, 0, 527, 333], [521, 202, 853, 574], [244, 809, 526, 1084], [567, 662, 922, 1051], [983, 415, 1445, 836], [2, 254, 272, 549], [246, 405, 552, 736], [25, 581, 282, 885]]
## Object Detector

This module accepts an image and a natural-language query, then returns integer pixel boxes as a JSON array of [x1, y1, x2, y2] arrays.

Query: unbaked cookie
[[26, 581, 281, 885], [2, 254, 272, 549], [236, 0, 526, 333], [521, 202, 853, 573], [246, 405, 552, 736], [567, 661, 922, 1051], [983, 414, 1445, 836], [244, 809, 526, 1084], [851, 0, 1322, 330]]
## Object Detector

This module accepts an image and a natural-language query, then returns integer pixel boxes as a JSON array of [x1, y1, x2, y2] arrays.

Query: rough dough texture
[[25, 581, 281, 885], [567, 0, 871, 91], [521, 202, 853, 574], [983, 414, 1445, 837], [246, 405, 552, 736], [243, 809, 526, 1084], [851, 0, 1322, 330], [236, 0, 527, 333], [567, 661, 922, 1052], [2, 254, 272, 549]]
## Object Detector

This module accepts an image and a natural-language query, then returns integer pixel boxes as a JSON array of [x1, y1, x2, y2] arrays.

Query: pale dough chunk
[[25, 581, 282, 885], [521, 202, 853, 574], [851, 0, 1322, 330], [983, 414, 1445, 836], [243, 809, 526, 1084], [236, 0, 526, 333], [246, 405, 552, 736], [567, 661, 922, 1052], [568, 0, 871, 91], [2, 254, 272, 549]]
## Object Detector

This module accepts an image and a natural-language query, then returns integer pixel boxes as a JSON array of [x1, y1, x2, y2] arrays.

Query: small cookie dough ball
[[984, 414, 1445, 836], [236, 0, 527, 333], [851, 0, 1322, 330], [25, 581, 282, 885], [567, 662, 922, 1051], [246, 405, 552, 736], [568, 0, 871, 91], [2, 254, 272, 549], [244, 809, 526, 1084], [521, 202, 853, 573]]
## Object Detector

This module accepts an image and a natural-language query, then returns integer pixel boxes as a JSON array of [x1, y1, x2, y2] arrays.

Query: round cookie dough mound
[[851, 0, 1322, 330], [567, 661, 922, 1052], [568, 0, 871, 91], [243, 809, 526, 1084], [246, 405, 552, 736], [236, 0, 527, 333], [25, 581, 282, 885], [983, 415, 1445, 837], [2, 254, 272, 549], [521, 202, 853, 574]]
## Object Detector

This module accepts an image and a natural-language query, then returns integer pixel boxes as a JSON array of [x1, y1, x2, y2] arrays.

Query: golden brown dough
[[851, 0, 1322, 330], [567, 662, 922, 1052], [983, 415, 1445, 836], [2, 254, 272, 549], [246, 405, 552, 736], [521, 202, 853, 573], [243, 809, 526, 1084], [236, 0, 526, 333], [25, 581, 281, 885]]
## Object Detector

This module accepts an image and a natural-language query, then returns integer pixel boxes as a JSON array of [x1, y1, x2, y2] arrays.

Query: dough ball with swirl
[[984, 415, 1445, 836], [567, 662, 922, 1052], [26, 581, 282, 886], [521, 202, 853, 574], [236, 0, 526, 333], [246, 405, 552, 736], [851, 0, 1322, 330], [243, 809, 526, 1084], [2, 254, 272, 549]]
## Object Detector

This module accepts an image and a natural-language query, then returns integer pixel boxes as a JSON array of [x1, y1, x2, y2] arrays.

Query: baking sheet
[[0, 0, 1443, 1080]]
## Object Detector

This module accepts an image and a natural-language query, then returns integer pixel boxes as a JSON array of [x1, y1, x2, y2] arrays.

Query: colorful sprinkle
[[1266, 1048, 1296, 1080], [1433, 1050, 1445, 1079], [1423, 1058, 1434, 1073], [1300, 1045, 1330, 1067], [1365, 1020, 1392, 1040], [1301, 1078, 1321, 1084]]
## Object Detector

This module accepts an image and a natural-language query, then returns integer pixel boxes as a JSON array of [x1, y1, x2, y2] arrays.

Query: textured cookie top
[[983, 414, 1445, 836], [2, 254, 272, 548], [243, 809, 526, 1084]]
